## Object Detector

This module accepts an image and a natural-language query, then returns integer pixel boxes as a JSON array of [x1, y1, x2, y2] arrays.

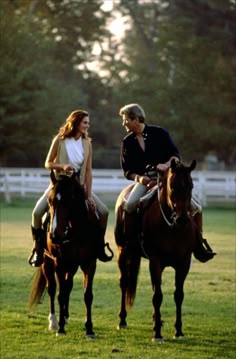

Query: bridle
[[157, 172, 176, 227], [145, 165, 177, 228]]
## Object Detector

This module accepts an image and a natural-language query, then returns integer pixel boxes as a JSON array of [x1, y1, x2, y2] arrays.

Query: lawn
[[0, 199, 235, 359]]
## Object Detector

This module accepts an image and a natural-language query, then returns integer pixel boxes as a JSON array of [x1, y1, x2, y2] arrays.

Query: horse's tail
[[119, 248, 141, 309], [114, 205, 125, 246], [126, 251, 141, 308], [28, 266, 46, 309]]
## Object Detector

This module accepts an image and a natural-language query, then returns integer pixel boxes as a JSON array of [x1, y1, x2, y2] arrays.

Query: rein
[[157, 173, 175, 227]]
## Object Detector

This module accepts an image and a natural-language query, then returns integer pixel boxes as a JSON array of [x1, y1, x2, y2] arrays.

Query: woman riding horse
[[28, 110, 113, 267]]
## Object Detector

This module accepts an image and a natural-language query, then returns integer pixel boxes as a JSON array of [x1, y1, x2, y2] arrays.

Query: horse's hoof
[[173, 334, 184, 340], [48, 322, 59, 331], [48, 314, 59, 331], [152, 337, 165, 343], [117, 324, 127, 330], [86, 333, 96, 339], [56, 331, 66, 336]]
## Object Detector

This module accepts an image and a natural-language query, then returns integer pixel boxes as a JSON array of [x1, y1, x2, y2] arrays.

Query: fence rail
[[0, 168, 235, 206]]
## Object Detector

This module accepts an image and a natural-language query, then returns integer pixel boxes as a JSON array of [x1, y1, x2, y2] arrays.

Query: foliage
[[115, 0, 236, 164], [1, 0, 235, 167], [0, 0, 107, 166]]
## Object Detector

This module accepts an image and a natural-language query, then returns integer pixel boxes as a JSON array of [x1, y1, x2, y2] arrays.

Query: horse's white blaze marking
[[52, 212, 57, 233], [51, 193, 61, 234]]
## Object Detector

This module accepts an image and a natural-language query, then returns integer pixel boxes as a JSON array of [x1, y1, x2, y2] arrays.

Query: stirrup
[[98, 243, 114, 262], [193, 243, 216, 263], [202, 238, 216, 254], [104, 242, 114, 260]]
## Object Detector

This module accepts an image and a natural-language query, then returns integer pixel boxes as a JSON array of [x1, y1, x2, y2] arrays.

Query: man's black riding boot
[[193, 212, 216, 263], [193, 232, 216, 263], [28, 226, 45, 267], [97, 229, 114, 262]]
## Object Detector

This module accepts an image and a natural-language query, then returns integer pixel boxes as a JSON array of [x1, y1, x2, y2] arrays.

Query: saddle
[[122, 183, 158, 213]]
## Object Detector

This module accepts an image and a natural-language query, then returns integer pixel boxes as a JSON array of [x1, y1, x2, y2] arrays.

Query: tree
[[0, 0, 110, 166], [108, 0, 236, 166]]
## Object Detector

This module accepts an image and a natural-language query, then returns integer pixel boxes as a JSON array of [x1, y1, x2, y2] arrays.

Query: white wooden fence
[[0, 167, 235, 206]]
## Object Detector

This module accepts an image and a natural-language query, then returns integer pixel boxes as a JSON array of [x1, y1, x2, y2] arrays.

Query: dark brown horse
[[114, 159, 198, 341], [29, 171, 98, 337]]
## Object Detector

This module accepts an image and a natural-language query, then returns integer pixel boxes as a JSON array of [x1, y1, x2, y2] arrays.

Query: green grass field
[[0, 199, 235, 359]]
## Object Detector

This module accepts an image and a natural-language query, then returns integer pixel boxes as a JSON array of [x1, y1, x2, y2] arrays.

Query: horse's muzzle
[[175, 212, 190, 226]]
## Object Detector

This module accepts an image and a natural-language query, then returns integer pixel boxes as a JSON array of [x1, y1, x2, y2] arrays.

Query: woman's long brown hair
[[58, 110, 89, 139]]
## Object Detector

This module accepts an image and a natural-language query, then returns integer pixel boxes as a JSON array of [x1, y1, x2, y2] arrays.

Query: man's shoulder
[[146, 124, 164, 131], [146, 124, 168, 135], [122, 131, 135, 142]]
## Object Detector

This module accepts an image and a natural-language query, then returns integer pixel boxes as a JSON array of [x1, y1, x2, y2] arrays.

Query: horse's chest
[[145, 223, 191, 254]]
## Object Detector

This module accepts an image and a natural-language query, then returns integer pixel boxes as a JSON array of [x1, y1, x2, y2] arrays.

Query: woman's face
[[77, 116, 90, 135]]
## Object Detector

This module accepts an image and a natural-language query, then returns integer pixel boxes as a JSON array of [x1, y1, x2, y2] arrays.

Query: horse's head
[[48, 171, 86, 243], [166, 159, 196, 226]]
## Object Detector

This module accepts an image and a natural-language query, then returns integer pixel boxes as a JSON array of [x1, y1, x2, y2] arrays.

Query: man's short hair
[[119, 104, 145, 123]]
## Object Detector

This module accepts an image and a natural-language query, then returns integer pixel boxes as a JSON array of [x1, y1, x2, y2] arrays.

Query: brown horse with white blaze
[[28, 171, 98, 337]]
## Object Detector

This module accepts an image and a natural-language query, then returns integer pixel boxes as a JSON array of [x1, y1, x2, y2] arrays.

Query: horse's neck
[[159, 186, 174, 212]]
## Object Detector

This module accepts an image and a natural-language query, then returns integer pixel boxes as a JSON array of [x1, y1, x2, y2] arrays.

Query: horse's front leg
[[42, 258, 59, 331], [56, 270, 68, 335], [81, 261, 96, 338], [63, 269, 77, 325], [149, 258, 164, 342], [117, 248, 128, 330], [173, 263, 190, 338]]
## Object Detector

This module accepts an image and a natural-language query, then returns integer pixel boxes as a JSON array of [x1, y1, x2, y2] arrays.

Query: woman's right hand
[[137, 175, 151, 186], [62, 164, 74, 174]]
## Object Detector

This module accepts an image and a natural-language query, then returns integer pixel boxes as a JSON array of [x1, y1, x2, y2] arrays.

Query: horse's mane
[[161, 160, 195, 210], [48, 172, 89, 237]]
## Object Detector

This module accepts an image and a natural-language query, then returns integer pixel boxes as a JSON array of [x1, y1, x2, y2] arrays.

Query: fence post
[[3, 172, 11, 204], [198, 172, 207, 207]]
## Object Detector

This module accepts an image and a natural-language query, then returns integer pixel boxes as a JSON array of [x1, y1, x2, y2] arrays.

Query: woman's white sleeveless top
[[64, 137, 84, 171]]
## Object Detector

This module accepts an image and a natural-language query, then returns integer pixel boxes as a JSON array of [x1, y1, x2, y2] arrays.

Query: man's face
[[122, 115, 136, 132]]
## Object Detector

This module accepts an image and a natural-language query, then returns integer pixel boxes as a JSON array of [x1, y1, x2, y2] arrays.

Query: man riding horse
[[118, 103, 216, 262]]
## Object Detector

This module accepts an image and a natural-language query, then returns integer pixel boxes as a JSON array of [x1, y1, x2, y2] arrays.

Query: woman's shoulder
[[49, 135, 64, 150], [53, 134, 63, 143], [83, 137, 92, 145]]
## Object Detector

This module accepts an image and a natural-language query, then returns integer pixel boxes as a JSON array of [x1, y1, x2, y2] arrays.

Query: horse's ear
[[71, 170, 76, 180], [170, 158, 177, 171], [189, 160, 196, 172], [50, 170, 57, 185]]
